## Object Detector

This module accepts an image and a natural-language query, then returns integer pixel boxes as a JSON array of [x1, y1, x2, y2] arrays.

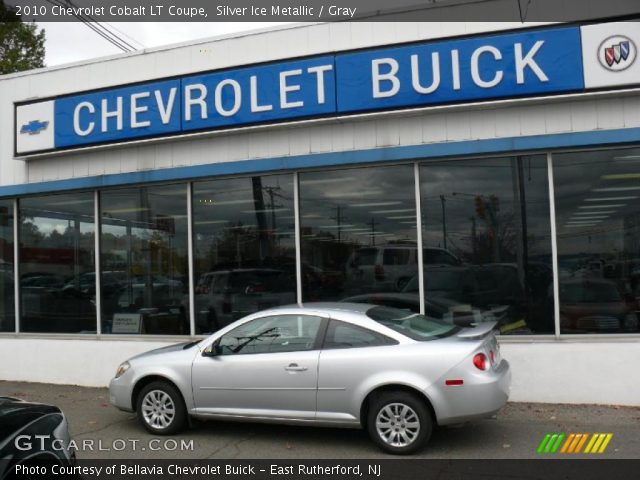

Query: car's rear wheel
[[136, 381, 187, 435], [367, 392, 432, 455]]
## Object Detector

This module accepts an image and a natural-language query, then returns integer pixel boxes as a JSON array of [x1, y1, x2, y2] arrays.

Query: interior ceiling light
[[573, 211, 616, 215], [197, 199, 256, 205], [193, 220, 229, 225], [577, 204, 625, 209], [583, 196, 638, 202], [601, 173, 640, 180], [241, 208, 289, 213], [592, 186, 640, 192]]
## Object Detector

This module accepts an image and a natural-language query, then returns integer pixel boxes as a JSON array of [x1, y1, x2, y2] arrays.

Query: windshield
[[366, 306, 460, 341]]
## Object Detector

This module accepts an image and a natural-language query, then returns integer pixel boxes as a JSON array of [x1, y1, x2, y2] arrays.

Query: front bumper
[[109, 377, 134, 412], [434, 359, 511, 425]]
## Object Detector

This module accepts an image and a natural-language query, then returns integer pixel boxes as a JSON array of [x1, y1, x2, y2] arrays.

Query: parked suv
[[195, 268, 296, 332], [345, 246, 460, 293]]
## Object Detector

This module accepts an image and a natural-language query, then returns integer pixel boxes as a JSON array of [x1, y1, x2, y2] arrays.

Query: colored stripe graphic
[[538, 433, 613, 454]]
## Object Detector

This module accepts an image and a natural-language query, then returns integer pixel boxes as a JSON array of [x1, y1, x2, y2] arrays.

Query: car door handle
[[284, 363, 308, 372]]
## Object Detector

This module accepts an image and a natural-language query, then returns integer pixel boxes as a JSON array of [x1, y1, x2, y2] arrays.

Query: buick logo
[[598, 35, 637, 72]]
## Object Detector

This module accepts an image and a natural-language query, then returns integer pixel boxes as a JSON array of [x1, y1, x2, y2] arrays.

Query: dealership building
[[1, 20, 639, 406]]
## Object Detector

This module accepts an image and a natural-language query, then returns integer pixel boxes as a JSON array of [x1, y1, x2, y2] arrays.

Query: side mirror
[[202, 340, 222, 357]]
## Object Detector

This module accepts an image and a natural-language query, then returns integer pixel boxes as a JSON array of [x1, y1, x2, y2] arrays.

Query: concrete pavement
[[1, 381, 639, 459]]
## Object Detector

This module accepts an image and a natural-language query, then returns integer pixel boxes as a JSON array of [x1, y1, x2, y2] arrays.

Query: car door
[[316, 320, 398, 422], [191, 313, 325, 420]]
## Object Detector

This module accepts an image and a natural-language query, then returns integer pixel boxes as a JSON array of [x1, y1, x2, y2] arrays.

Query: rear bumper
[[434, 359, 511, 426]]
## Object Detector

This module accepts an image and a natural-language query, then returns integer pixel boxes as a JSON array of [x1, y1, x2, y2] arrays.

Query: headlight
[[115, 361, 130, 378]]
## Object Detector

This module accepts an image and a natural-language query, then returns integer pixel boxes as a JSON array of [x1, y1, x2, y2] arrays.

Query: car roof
[[269, 302, 374, 315]]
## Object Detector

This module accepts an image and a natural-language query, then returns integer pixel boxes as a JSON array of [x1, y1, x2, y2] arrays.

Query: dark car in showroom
[[0, 397, 75, 480]]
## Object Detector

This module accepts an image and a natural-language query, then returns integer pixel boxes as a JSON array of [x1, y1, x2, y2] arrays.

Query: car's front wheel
[[136, 381, 187, 435], [367, 391, 432, 455]]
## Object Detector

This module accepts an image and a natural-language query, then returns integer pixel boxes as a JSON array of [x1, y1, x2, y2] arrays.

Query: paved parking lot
[[1, 380, 639, 459]]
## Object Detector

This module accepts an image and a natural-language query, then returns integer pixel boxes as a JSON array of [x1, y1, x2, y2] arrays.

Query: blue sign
[[181, 56, 336, 132], [32, 25, 586, 153], [336, 27, 584, 112], [55, 79, 182, 148]]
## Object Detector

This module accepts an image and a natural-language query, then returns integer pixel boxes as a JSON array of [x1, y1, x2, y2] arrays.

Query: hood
[[129, 341, 199, 361]]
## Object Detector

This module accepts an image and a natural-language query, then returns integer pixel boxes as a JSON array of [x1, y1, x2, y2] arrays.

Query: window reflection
[[554, 147, 640, 334], [0, 200, 14, 332], [193, 175, 296, 334], [420, 156, 554, 334], [299, 165, 418, 303], [19, 193, 95, 333], [100, 185, 189, 335]]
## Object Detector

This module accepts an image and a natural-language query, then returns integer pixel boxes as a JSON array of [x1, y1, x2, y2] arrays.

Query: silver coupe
[[109, 303, 511, 454]]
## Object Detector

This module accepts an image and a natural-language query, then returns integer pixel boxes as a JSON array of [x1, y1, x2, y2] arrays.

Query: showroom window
[[299, 165, 418, 304], [420, 156, 555, 334], [19, 193, 96, 333], [0, 200, 14, 332], [100, 185, 189, 335], [192, 174, 296, 334], [553, 147, 640, 334]]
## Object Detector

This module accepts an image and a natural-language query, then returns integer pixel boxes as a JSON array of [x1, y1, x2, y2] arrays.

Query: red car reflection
[[560, 278, 639, 333]]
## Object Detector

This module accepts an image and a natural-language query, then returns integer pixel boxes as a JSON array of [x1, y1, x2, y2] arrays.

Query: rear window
[[366, 306, 460, 341]]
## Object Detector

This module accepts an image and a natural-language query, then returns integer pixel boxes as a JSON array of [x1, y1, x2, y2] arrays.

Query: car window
[[424, 249, 459, 265], [323, 320, 397, 349], [216, 314, 323, 355], [383, 249, 411, 265], [367, 305, 460, 341], [352, 248, 377, 266]]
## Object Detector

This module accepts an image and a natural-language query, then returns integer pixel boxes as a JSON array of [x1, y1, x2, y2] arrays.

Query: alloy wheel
[[375, 402, 421, 447], [141, 389, 176, 430]]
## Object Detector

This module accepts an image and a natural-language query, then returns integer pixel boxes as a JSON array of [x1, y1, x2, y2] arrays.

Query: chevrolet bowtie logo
[[20, 120, 49, 135]]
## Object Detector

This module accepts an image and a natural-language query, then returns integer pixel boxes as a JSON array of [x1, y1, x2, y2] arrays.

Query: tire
[[366, 391, 432, 455], [136, 381, 188, 435]]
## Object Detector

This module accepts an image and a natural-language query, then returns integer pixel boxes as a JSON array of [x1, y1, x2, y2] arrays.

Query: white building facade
[[1, 21, 639, 406]]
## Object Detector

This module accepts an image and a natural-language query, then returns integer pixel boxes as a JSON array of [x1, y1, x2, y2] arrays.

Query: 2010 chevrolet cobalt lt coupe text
[[109, 303, 511, 454]]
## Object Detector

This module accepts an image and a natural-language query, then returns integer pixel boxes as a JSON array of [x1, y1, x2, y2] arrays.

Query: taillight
[[489, 350, 495, 364], [375, 265, 385, 281], [473, 353, 487, 371]]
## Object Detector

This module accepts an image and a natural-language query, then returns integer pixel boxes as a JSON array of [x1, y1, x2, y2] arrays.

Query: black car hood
[[0, 397, 61, 440]]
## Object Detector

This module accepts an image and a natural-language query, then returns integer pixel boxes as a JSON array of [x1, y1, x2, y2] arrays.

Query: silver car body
[[110, 303, 510, 428]]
